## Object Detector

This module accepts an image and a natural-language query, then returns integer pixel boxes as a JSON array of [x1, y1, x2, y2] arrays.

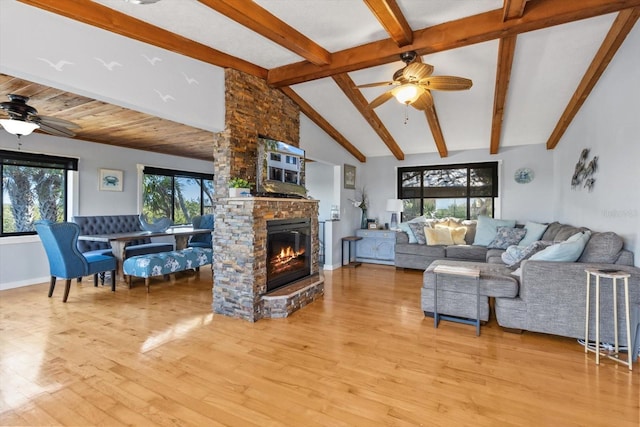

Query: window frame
[[397, 161, 499, 220], [1, 149, 78, 237], [141, 166, 213, 225]]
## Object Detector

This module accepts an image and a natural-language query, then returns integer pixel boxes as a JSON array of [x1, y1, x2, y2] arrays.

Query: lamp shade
[[0, 119, 39, 136], [386, 199, 404, 212], [394, 84, 423, 105]]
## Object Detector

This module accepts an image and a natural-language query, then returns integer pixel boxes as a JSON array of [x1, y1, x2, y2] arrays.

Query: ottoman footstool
[[423, 260, 519, 331]]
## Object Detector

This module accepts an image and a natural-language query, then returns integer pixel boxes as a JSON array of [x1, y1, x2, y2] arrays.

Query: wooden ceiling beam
[[546, 7, 640, 149], [503, 0, 528, 21], [268, 0, 640, 87], [280, 87, 366, 163], [490, 0, 527, 154], [18, 0, 267, 79], [363, 0, 413, 47], [423, 97, 448, 158], [197, 0, 331, 66], [332, 74, 404, 160]]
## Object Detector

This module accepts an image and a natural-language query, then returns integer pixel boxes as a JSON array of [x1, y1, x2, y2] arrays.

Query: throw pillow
[[399, 216, 427, 244], [501, 241, 553, 267], [435, 224, 467, 245], [408, 222, 427, 245], [530, 231, 592, 262], [487, 226, 527, 249], [518, 221, 549, 247], [473, 215, 517, 246], [424, 227, 454, 246], [398, 222, 417, 243]]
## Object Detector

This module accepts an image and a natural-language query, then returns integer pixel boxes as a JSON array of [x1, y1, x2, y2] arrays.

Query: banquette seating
[[73, 214, 174, 258]]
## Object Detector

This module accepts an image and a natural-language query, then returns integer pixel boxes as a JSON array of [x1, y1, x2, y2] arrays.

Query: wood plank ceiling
[[3, 0, 639, 163]]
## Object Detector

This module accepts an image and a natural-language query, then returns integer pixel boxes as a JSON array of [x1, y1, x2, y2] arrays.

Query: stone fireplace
[[211, 69, 323, 321]]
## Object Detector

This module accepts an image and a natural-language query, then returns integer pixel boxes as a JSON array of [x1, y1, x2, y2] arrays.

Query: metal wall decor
[[571, 148, 597, 192]]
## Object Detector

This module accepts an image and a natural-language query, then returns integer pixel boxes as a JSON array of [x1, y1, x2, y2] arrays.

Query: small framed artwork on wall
[[344, 164, 356, 189], [99, 168, 123, 191]]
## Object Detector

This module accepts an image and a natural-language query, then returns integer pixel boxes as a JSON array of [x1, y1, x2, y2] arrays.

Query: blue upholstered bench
[[122, 247, 213, 292]]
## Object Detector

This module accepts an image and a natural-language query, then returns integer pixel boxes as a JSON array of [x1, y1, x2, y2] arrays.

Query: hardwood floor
[[1, 265, 638, 426]]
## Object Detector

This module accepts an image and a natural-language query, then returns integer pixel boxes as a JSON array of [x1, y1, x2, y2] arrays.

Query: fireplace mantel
[[212, 197, 321, 321]]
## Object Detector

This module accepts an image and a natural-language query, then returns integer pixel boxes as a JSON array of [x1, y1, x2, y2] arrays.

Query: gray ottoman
[[422, 260, 519, 322]]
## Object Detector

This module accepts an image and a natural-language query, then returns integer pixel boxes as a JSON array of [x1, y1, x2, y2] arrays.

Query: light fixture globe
[[0, 119, 39, 136], [394, 84, 422, 105]]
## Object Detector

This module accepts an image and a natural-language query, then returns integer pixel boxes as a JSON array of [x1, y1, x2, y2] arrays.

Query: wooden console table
[[341, 236, 362, 268]]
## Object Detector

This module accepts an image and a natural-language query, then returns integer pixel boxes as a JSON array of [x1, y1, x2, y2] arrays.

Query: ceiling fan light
[[395, 84, 421, 105], [0, 119, 40, 136]]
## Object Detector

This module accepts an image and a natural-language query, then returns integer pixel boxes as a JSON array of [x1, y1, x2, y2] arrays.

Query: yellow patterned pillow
[[424, 226, 454, 246], [435, 224, 467, 245]]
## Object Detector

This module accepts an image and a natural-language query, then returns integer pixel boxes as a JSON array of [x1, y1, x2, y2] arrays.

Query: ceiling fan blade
[[368, 90, 395, 109], [419, 76, 473, 91], [36, 121, 77, 138], [403, 62, 434, 82], [356, 81, 398, 89], [409, 91, 434, 111], [37, 115, 81, 129]]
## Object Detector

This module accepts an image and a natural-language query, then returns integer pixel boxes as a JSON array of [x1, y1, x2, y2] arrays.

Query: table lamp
[[386, 199, 404, 230]]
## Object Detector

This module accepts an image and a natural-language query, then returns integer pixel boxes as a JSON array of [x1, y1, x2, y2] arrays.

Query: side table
[[585, 268, 633, 370], [433, 264, 481, 336], [341, 236, 362, 268]]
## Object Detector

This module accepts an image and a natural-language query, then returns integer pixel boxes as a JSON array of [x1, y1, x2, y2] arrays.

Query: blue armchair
[[188, 214, 213, 248], [35, 221, 117, 303]]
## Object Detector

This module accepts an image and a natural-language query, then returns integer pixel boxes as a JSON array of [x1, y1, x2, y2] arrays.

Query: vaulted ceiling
[[1, 0, 639, 163]]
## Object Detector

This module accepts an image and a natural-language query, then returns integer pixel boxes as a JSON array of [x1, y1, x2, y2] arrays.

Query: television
[[256, 135, 307, 198]]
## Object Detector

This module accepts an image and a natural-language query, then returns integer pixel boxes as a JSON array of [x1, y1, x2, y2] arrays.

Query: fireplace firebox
[[266, 218, 311, 292]]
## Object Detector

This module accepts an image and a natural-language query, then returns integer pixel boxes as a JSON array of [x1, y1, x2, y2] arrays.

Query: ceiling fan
[[357, 51, 473, 111], [0, 94, 80, 138]]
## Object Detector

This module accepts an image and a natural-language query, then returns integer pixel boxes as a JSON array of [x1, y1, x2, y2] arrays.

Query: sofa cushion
[[540, 221, 563, 241], [553, 225, 587, 242], [519, 221, 549, 247], [578, 232, 624, 264], [487, 226, 527, 249], [395, 243, 446, 258], [530, 231, 591, 262], [425, 227, 454, 245], [473, 215, 517, 246], [445, 245, 487, 261]]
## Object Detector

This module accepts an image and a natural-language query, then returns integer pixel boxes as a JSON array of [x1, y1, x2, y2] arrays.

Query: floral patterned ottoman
[[123, 247, 212, 292]]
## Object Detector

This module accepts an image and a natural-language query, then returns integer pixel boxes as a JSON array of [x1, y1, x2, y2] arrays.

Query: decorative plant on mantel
[[228, 177, 253, 197]]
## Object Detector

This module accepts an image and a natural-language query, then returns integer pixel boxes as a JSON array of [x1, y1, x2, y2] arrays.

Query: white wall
[[0, 132, 213, 289], [551, 22, 640, 265]]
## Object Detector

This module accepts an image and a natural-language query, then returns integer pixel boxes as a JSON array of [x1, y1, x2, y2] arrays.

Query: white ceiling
[[2, 0, 636, 161]]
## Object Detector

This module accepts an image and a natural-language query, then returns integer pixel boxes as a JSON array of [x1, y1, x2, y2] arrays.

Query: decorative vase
[[229, 187, 250, 197], [360, 209, 368, 229]]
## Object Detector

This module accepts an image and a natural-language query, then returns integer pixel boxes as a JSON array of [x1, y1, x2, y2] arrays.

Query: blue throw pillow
[[530, 231, 591, 262], [398, 222, 417, 243], [473, 215, 517, 246], [518, 221, 549, 247]]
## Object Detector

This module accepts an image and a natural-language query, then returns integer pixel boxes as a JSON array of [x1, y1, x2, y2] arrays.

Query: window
[[142, 167, 213, 225], [397, 162, 498, 221], [1, 149, 77, 236]]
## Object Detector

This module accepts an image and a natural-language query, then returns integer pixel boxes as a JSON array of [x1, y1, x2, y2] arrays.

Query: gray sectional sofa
[[398, 218, 640, 349]]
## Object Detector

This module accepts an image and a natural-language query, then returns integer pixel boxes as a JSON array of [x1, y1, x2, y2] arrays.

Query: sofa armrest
[[519, 260, 640, 341], [396, 231, 409, 244]]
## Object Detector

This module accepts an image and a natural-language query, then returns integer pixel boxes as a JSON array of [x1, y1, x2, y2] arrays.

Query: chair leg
[[145, 278, 150, 293], [94, 274, 99, 287], [77, 277, 82, 283], [63, 279, 72, 302], [111, 270, 116, 292], [48, 276, 56, 297], [100, 272, 106, 286]]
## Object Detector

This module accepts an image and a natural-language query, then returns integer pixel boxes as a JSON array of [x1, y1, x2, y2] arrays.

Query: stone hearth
[[212, 197, 322, 321]]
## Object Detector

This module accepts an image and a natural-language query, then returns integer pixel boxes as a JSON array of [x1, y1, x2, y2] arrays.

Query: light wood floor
[[1, 265, 638, 426]]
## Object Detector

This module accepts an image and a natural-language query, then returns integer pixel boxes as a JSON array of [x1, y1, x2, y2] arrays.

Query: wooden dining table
[[78, 227, 212, 280]]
